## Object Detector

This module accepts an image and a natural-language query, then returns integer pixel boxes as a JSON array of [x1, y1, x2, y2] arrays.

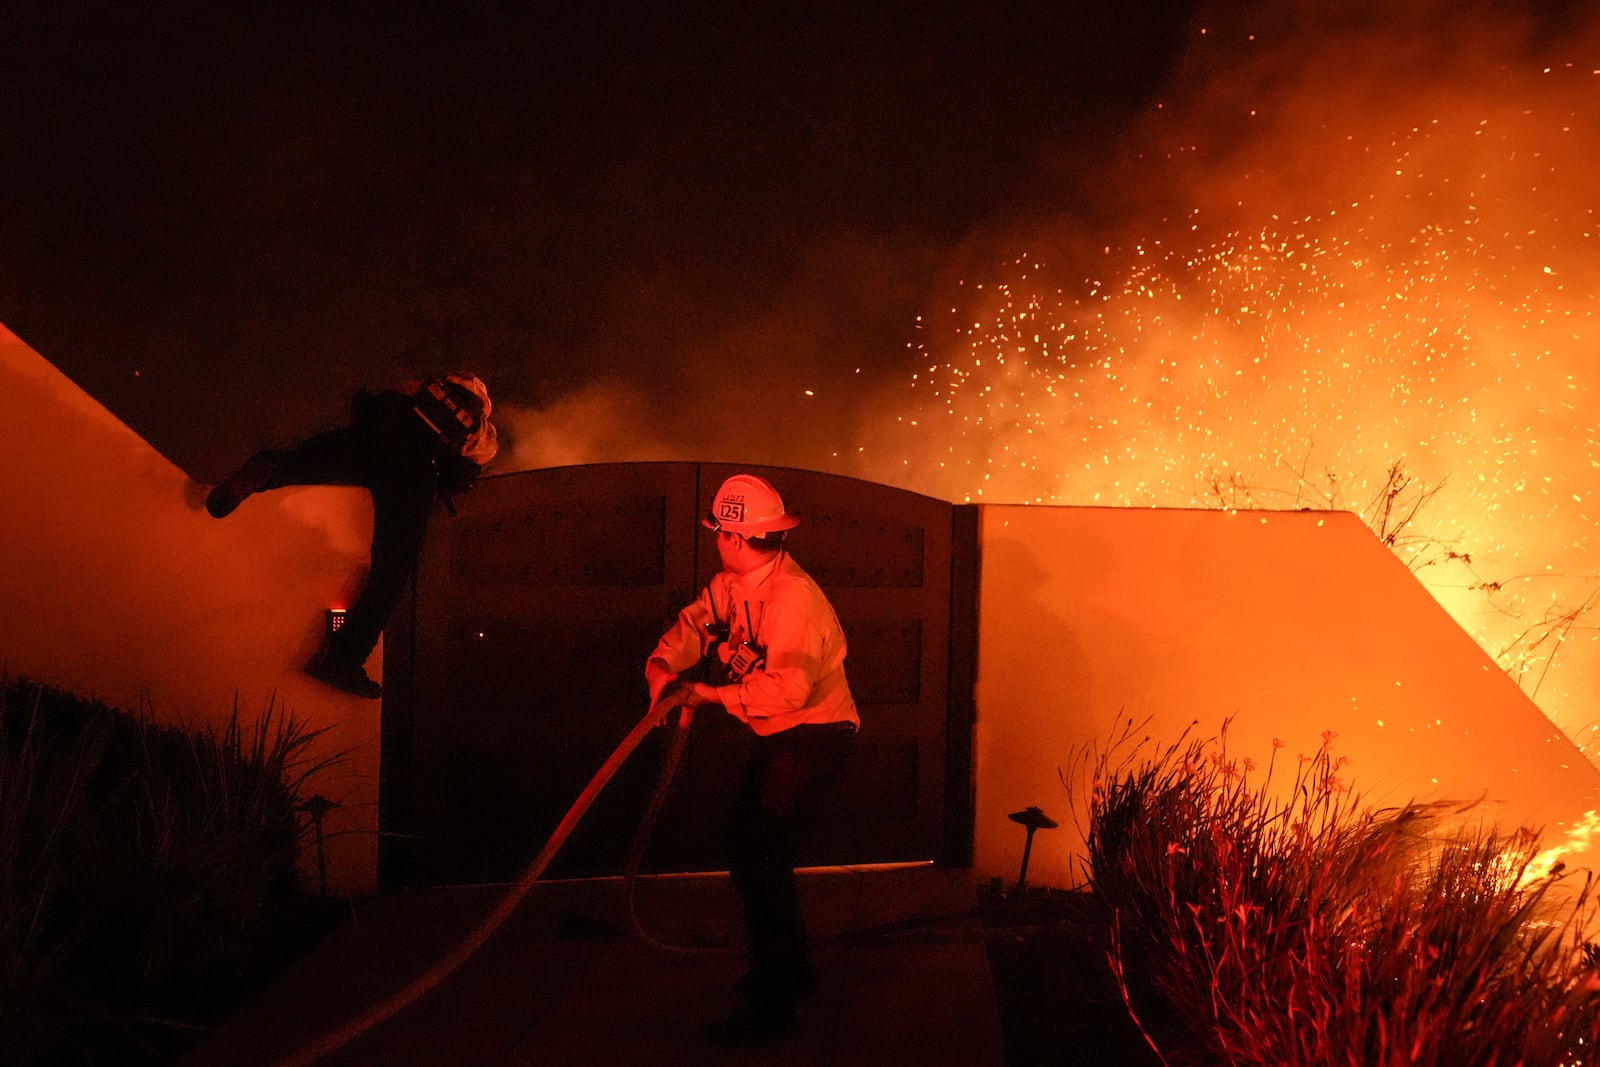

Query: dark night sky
[[0, 2, 1197, 481]]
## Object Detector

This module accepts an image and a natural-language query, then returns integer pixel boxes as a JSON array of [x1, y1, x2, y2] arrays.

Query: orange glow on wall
[[0, 324, 383, 896], [971, 504, 1600, 893]]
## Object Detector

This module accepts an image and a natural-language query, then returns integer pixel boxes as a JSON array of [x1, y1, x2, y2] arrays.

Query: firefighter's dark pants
[[727, 721, 855, 999]]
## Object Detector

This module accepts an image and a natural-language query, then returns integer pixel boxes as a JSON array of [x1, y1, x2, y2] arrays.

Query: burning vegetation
[[1079, 720, 1600, 1065], [880, 3, 1600, 754]]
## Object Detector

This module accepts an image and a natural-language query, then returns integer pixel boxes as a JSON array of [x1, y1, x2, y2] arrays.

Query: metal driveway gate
[[380, 462, 977, 887]]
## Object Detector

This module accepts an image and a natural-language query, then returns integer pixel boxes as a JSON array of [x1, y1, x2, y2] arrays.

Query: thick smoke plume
[[503, 1, 1600, 744]]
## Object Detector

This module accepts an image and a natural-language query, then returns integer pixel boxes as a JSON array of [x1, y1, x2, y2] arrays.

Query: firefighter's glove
[[651, 679, 693, 728]]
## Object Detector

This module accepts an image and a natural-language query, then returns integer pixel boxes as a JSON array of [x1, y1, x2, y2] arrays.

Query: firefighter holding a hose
[[645, 473, 859, 1043]]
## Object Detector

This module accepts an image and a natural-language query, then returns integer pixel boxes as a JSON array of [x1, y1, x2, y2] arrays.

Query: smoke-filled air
[[507, 2, 1600, 755]]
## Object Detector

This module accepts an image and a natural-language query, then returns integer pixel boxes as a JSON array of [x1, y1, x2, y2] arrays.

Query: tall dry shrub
[[0, 675, 337, 1062], [1079, 720, 1600, 1066]]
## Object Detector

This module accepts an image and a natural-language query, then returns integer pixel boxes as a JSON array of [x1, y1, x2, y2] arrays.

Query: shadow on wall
[[974, 530, 1094, 887]]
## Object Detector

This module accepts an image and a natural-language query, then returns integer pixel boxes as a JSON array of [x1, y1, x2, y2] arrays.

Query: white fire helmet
[[703, 474, 800, 536]]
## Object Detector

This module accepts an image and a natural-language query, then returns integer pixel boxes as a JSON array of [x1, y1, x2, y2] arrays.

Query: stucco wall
[[972, 504, 1600, 891], [0, 324, 382, 896]]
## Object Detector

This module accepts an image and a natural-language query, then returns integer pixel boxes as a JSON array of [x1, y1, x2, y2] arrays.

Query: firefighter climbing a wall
[[205, 373, 498, 699], [645, 473, 859, 1043]]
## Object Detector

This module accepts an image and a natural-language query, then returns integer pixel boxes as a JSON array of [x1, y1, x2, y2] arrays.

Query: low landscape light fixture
[[1008, 805, 1058, 892], [326, 608, 346, 637]]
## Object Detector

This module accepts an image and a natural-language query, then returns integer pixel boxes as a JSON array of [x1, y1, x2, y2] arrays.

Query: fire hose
[[272, 690, 695, 1067], [272, 687, 972, 1067]]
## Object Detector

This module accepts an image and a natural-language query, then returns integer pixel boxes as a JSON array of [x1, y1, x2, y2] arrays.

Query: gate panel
[[381, 462, 962, 887]]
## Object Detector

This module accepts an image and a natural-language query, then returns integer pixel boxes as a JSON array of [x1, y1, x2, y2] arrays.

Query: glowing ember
[[875, 24, 1600, 750]]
